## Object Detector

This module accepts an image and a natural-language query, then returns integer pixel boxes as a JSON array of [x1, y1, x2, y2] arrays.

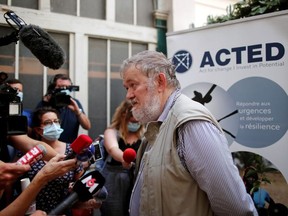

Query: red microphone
[[65, 134, 93, 160], [123, 148, 136, 163], [17, 144, 47, 165]]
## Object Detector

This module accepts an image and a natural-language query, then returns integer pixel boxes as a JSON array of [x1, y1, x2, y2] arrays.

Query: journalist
[[0, 154, 77, 216], [36, 74, 91, 143]]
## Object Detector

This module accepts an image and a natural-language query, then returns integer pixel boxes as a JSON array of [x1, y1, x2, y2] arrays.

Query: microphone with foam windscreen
[[16, 144, 47, 165], [123, 148, 136, 163], [3, 10, 66, 70], [19, 25, 65, 70], [65, 134, 93, 160], [49, 170, 106, 215]]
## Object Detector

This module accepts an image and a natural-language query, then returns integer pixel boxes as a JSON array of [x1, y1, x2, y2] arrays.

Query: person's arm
[[103, 128, 124, 163], [69, 98, 91, 130], [8, 134, 57, 161], [0, 161, 30, 191], [179, 120, 257, 215], [0, 154, 77, 216]]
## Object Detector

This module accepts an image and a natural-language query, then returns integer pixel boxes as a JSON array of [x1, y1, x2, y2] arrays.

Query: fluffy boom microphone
[[16, 144, 47, 165], [19, 24, 65, 70], [49, 170, 106, 215]]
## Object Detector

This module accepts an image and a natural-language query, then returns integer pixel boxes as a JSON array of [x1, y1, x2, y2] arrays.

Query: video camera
[[0, 72, 27, 137], [49, 85, 79, 108]]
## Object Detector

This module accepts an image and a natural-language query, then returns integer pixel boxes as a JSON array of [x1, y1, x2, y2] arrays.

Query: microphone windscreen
[[17, 144, 47, 165], [70, 134, 93, 154], [73, 170, 106, 201], [19, 24, 65, 70], [123, 148, 136, 163]]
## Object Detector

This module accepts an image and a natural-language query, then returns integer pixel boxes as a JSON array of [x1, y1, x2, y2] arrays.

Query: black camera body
[[0, 73, 27, 137], [49, 85, 79, 108]]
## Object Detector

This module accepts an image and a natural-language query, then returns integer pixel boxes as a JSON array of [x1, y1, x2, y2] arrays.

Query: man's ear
[[157, 72, 167, 92]]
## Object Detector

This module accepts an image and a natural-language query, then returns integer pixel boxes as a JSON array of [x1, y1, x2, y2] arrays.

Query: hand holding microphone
[[122, 148, 136, 169], [65, 134, 93, 160]]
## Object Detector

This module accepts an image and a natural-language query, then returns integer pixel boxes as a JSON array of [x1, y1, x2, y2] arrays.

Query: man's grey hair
[[120, 50, 181, 89]]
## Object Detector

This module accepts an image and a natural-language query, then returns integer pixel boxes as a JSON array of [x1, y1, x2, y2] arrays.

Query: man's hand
[[0, 161, 30, 190], [35, 154, 77, 183], [68, 97, 80, 113]]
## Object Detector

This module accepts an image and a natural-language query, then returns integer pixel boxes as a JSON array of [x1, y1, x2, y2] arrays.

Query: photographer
[[0, 73, 58, 163], [36, 74, 91, 143]]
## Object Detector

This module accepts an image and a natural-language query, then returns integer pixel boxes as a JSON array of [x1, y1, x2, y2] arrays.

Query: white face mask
[[42, 123, 64, 141], [17, 91, 23, 102]]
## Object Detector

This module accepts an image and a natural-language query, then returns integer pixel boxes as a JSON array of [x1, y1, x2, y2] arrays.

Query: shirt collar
[[158, 88, 181, 122]]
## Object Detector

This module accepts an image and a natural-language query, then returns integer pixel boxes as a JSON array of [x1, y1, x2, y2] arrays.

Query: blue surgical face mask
[[127, 122, 141, 132], [42, 123, 64, 141], [17, 91, 23, 102]]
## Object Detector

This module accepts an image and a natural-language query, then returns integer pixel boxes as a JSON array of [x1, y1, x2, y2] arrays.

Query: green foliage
[[235, 151, 278, 192], [207, 0, 288, 24]]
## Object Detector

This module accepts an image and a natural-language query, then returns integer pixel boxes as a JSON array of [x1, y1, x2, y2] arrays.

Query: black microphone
[[49, 170, 106, 215], [4, 10, 65, 70], [19, 25, 65, 70]]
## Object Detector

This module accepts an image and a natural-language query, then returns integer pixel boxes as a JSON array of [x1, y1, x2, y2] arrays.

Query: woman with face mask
[[100, 100, 145, 216], [14, 107, 98, 215]]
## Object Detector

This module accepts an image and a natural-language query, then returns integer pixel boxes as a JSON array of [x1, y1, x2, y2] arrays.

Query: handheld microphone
[[76, 144, 95, 162], [65, 134, 93, 160], [16, 144, 47, 165], [49, 170, 106, 215], [123, 148, 136, 163]]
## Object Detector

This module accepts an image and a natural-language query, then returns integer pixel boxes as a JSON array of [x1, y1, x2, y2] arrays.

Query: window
[[11, 0, 38, 9], [110, 40, 129, 117], [88, 38, 107, 137], [80, 0, 105, 19], [51, 0, 77, 16], [116, 0, 133, 24], [132, 42, 148, 55], [116, 0, 154, 27], [137, 0, 154, 27], [47, 32, 70, 85], [87, 38, 148, 136], [0, 27, 16, 76]]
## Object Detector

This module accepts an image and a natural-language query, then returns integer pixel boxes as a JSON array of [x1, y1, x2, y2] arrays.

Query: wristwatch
[[77, 109, 83, 116]]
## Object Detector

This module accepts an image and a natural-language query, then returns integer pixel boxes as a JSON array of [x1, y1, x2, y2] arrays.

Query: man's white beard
[[132, 87, 162, 124]]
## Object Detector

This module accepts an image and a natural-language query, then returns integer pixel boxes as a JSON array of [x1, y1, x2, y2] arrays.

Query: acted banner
[[167, 11, 288, 182]]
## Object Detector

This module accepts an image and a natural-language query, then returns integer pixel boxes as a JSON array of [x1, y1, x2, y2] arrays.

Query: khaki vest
[[138, 94, 222, 216]]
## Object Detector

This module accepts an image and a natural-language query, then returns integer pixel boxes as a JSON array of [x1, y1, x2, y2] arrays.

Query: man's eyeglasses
[[41, 119, 61, 126]]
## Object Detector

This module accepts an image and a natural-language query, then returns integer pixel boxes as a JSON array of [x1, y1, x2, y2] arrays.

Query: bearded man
[[121, 50, 258, 216]]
